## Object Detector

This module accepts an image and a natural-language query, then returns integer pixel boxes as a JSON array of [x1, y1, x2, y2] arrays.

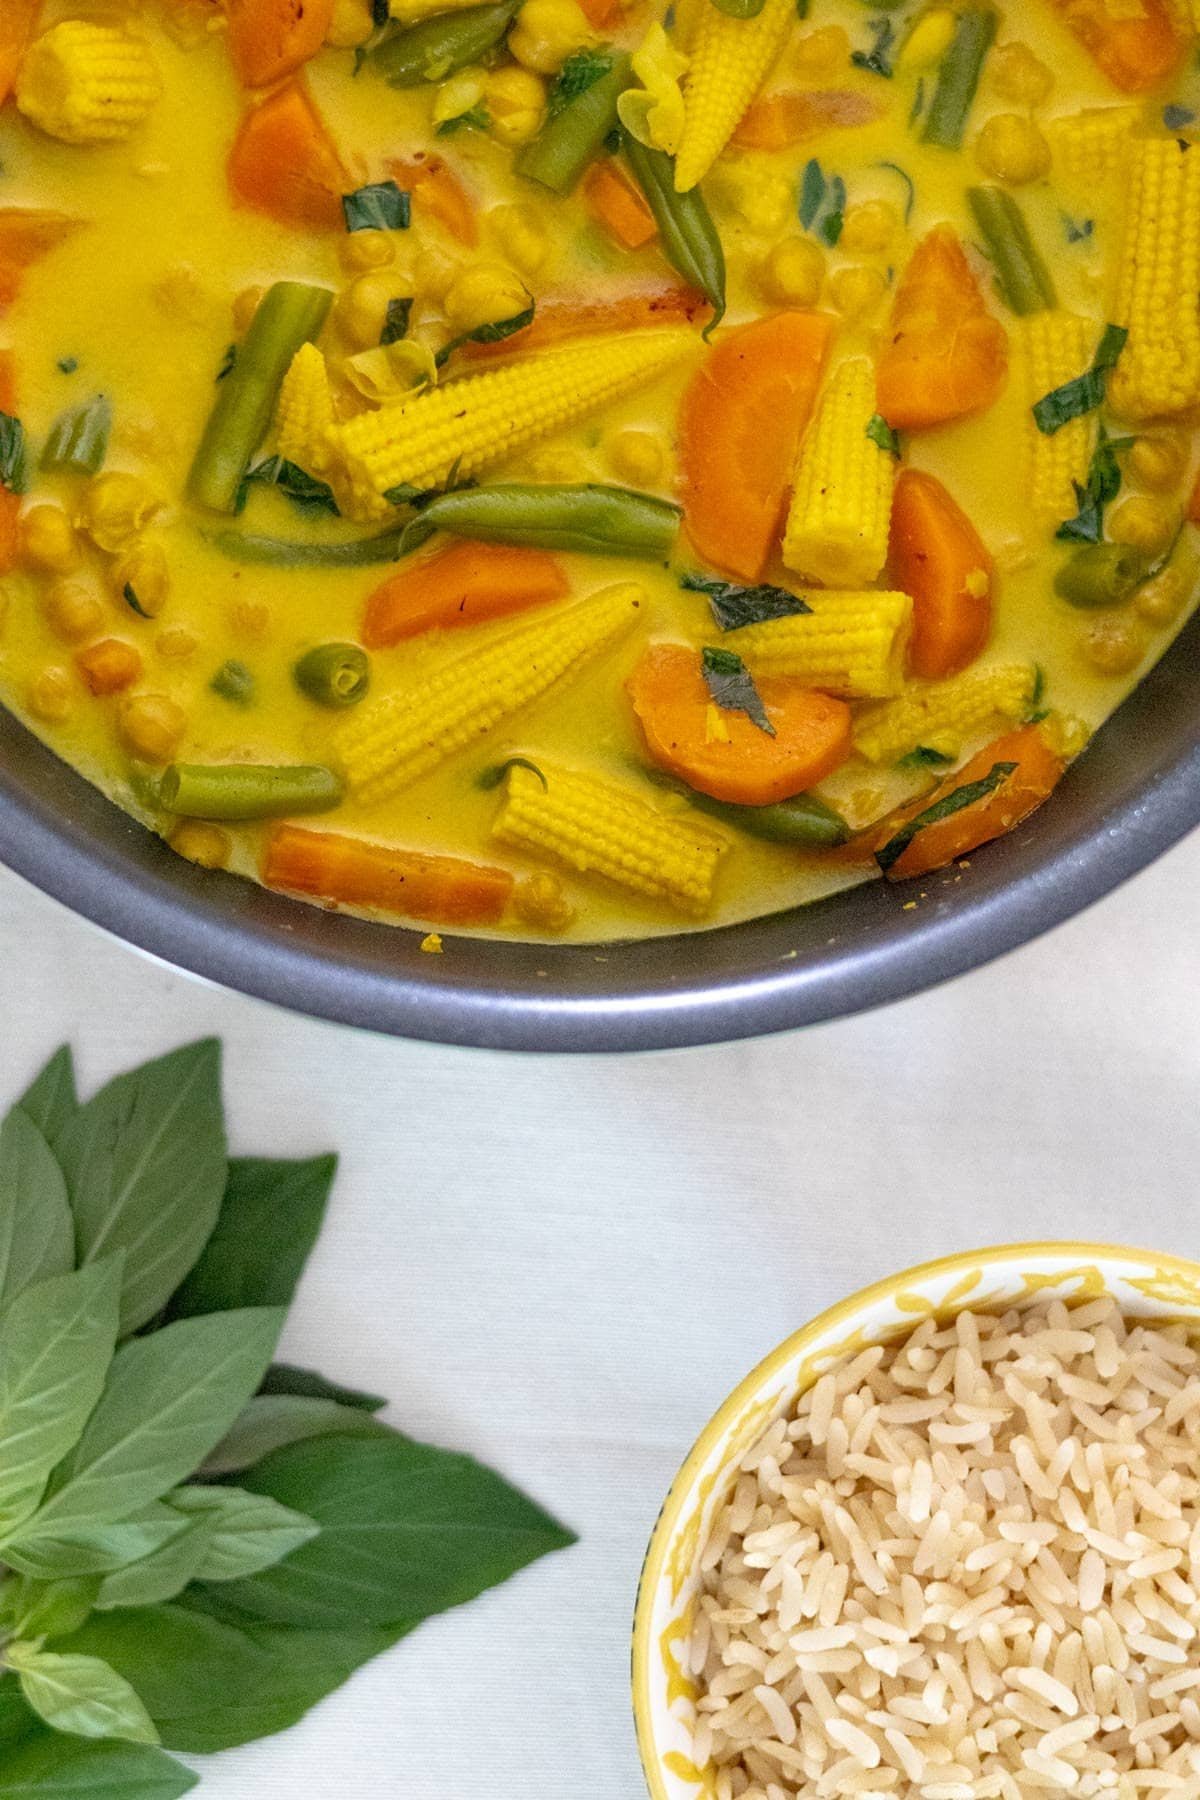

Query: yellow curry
[[0, 0, 1197, 943]]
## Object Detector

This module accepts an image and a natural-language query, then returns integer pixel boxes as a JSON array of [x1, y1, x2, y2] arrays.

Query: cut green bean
[[187, 282, 334, 515], [622, 134, 726, 330], [400, 483, 681, 558], [1054, 542, 1149, 609], [516, 52, 632, 193], [370, 1, 519, 86], [690, 790, 850, 847], [160, 763, 343, 820], [41, 394, 112, 476], [204, 525, 408, 566], [210, 659, 256, 706], [967, 186, 1057, 315], [922, 4, 997, 150], [293, 643, 371, 709]]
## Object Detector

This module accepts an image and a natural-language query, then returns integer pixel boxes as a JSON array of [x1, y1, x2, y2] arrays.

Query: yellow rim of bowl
[[630, 1237, 1200, 1800]]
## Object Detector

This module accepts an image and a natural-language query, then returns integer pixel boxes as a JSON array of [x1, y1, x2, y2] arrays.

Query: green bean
[[188, 283, 333, 515], [204, 525, 408, 566], [210, 659, 256, 706], [966, 186, 1057, 315], [692, 790, 850, 847], [400, 483, 681, 558], [293, 643, 372, 709], [709, 0, 765, 16], [621, 134, 726, 331], [41, 394, 112, 476], [370, 1, 520, 86], [922, 4, 997, 150], [516, 52, 632, 194], [160, 763, 343, 820], [1054, 542, 1150, 609]]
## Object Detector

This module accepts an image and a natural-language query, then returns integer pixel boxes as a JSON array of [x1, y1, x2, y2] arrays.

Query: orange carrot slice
[[0, 209, 82, 309], [733, 88, 884, 151], [876, 227, 1008, 432], [460, 282, 709, 358], [362, 541, 570, 648], [872, 725, 1065, 882], [0, 0, 39, 108], [228, 82, 347, 232], [1041, 0, 1185, 93], [583, 159, 658, 250], [679, 310, 834, 584], [225, 0, 334, 88], [889, 469, 993, 680], [264, 825, 515, 925], [387, 154, 478, 248], [628, 641, 852, 807], [577, 0, 622, 27]]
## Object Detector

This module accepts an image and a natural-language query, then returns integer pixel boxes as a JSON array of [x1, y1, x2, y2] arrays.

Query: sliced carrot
[[225, 0, 334, 87], [628, 641, 852, 807], [0, 352, 19, 576], [76, 640, 142, 696], [362, 540, 570, 648], [0, 0, 39, 108], [264, 825, 515, 925], [460, 281, 710, 358], [889, 468, 993, 681], [0, 209, 82, 310], [679, 310, 834, 585], [876, 227, 1008, 433], [583, 159, 658, 251], [228, 82, 347, 233], [733, 88, 884, 152], [387, 154, 478, 248], [871, 726, 1065, 883], [1042, 0, 1185, 93]]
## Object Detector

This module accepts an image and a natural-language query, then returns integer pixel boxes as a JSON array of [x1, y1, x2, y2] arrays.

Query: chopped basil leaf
[[547, 46, 615, 119], [40, 393, 111, 476], [851, 15, 896, 77], [876, 761, 1018, 873], [897, 745, 955, 770], [122, 581, 153, 618], [436, 103, 490, 135], [681, 572, 811, 631], [1026, 663, 1047, 719], [210, 659, 257, 706], [795, 0, 809, 13], [216, 343, 237, 382], [371, 0, 390, 21], [380, 296, 414, 346], [1056, 426, 1130, 544], [342, 180, 411, 232], [876, 160, 915, 224], [239, 456, 341, 517], [1062, 213, 1093, 244], [867, 413, 901, 457], [798, 159, 845, 246], [435, 303, 535, 368], [908, 75, 926, 127], [1033, 322, 1127, 435], [702, 646, 775, 736], [477, 756, 547, 791], [1164, 103, 1196, 130], [0, 412, 28, 494], [57, 355, 79, 375]]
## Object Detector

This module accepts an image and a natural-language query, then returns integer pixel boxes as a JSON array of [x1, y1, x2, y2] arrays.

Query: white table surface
[[2, 837, 1199, 1798]]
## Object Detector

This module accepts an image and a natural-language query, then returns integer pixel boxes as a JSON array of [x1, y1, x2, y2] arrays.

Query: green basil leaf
[[166, 1485, 318, 1582], [166, 1155, 336, 1319], [701, 646, 775, 737], [16, 1048, 78, 1149], [10, 1578, 100, 1642], [0, 1112, 74, 1312], [200, 1395, 386, 1476], [435, 303, 534, 368], [0, 1732, 196, 1797], [197, 1430, 575, 1629], [851, 15, 896, 75], [475, 756, 547, 792], [680, 572, 811, 632], [876, 760, 1018, 873], [93, 1524, 212, 1613], [342, 180, 410, 232], [380, 296, 413, 345], [0, 1261, 122, 1535], [258, 1364, 386, 1412], [546, 45, 614, 119], [8, 1648, 157, 1747], [55, 1041, 227, 1335], [23, 1308, 283, 1537], [0, 1679, 40, 1755], [3, 1510, 193, 1581], [238, 457, 340, 518], [866, 413, 901, 457], [58, 1601, 401, 1753]]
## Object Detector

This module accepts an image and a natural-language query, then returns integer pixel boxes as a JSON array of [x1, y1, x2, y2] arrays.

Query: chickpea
[[486, 65, 546, 146], [790, 24, 849, 79], [339, 230, 397, 273], [1108, 493, 1179, 558], [230, 596, 272, 640], [1128, 433, 1189, 492], [432, 68, 487, 127], [443, 262, 530, 332], [1134, 565, 1189, 626], [508, 0, 593, 74], [232, 285, 265, 337], [119, 692, 187, 763], [77, 472, 163, 555], [1039, 712, 1091, 759], [989, 40, 1054, 106], [757, 236, 824, 306], [897, 8, 956, 72], [840, 200, 897, 257], [513, 870, 575, 933], [1081, 616, 1146, 677], [113, 539, 170, 618], [413, 248, 461, 304], [21, 504, 80, 575], [325, 0, 375, 46], [830, 264, 889, 321], [334, 273, 399, 351], [28, 665, 74, 723], [153, 265, 211, 325], [487, 203, 550, 277], [974, 113, 1051, 185], [43, 578, 104, 643], [715, 164, 792, 234], [605, 427, 669, 488], [156, 625, 199, 661], [170, 820, 232, 870]]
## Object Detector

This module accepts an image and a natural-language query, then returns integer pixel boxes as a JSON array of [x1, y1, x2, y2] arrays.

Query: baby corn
[[1111, 136, 1200, 420], [782, 359, 895, 588], [16, 21, 161, 144], [491, 760, 727, 914], [1050, 105, 1139, 190], [1024, 313, 1097, 523], [731, 591, 912, 700], [274, 344, 336, 475], [854, 664, 1039, 764], [674, 0, 794, 191]]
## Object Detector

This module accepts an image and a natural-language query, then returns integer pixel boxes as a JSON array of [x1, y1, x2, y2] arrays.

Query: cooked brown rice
[[690, 1295, 1200, 1800]]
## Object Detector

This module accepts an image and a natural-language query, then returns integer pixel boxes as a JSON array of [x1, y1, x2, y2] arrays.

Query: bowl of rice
[[632, 1242, 1200, 1800]]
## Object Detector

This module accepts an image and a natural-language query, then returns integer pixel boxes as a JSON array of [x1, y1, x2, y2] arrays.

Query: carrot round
[[876, 227, 1008, 432], [679, 310, 834, 586], [227, 82, 347, 232], [0, 0, 39, 108], [264, 825, 515, 925], [226, 0, 334, 88], [1042, 0, 1185, 92], [361, 540, 570, 648], [387, 154, 478, 248], [628, 641, 852, 808], [889, 468, 993, 681], [873, 725, 1065, 882], [0, 209, 82, 310], [460, 281, 709, 358], [0, 352, 19, 575], [733, 88, 883, 152], [583, 160, 658, 250]]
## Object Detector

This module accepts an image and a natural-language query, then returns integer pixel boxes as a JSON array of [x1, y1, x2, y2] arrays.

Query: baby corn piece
[[335, 330, 696, 510], [1049, 105, 1139, 190], [339, 583, 644, 804], [782, 359, 896, 588], [732, 591, 912, 700], [16, 21, 161, 145], [274, 344, 336, 476], [854, 664, 1039, 764], [673, 0, 794, 192], [1111, 136, 1200, 420], [1024, 313, 1097, 523], [492, 760, 727, 915]]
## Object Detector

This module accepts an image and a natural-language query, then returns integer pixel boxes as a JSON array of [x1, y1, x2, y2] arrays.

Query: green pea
[[1054, 542, 1150, 609], [293, 643, 371, 709], [210, 659, 256, 706]]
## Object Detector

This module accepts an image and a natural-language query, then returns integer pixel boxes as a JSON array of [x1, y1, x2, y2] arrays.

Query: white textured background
[[2, 839, 1199, 1798]]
